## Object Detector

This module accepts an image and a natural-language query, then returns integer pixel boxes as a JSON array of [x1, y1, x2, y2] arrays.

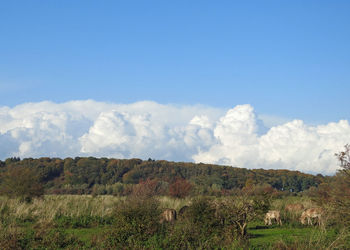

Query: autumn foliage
[[132, 178, 163, 197], [169, 178, 192, 198], [0, 166, 44, 202]]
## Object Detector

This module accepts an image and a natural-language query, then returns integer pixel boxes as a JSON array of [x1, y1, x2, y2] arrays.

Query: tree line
[[0, 156, 323, 197]]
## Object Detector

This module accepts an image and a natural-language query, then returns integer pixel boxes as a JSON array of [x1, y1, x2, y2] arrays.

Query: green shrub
[[54, 214, 114, 228], [102, 197, 162, 248], [32, 227, 84, 249], [0, 166, 44, 203], [164, 197, 246, 249], [0, 222, 85, 249], [0, 225, 24, 250]]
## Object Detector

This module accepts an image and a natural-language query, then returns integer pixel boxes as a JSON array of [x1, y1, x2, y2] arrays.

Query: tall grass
[[271, 196, 314, 211], [157, 196, 191, 210], [1, 195, 348, 249], [0, 195, 193, 225], [0, 195, 315, 226], [0, 195, 122, 224], [272, 228, 350, 250]]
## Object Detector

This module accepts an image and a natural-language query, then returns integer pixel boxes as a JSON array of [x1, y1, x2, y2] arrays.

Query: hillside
[[0, 157, 323, 195]]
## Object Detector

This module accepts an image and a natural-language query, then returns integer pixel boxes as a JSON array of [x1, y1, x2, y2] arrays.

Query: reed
[[0, 195, 193, 224], [0, 195, 122, 224], [157, 196, 191, 210]]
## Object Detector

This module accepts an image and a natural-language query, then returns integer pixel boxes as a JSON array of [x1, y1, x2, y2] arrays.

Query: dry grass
[[0, 195, 327, 227], [0, 195, 193, 224], [0, 195, 122, 223], [157, 196, 191, 211], [272, 196, 315, 211]]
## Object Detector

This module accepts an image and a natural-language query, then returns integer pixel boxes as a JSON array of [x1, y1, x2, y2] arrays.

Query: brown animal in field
[[285, 203, 304, 213], [160, 208, 177, 223], [300, 207, 323, 226], [264, 210, 282, 226]]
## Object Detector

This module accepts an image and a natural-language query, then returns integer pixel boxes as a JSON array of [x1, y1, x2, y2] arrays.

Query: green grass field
[[62, 223, 339, 249], [248, 222, 348, 250], [249, 223, 314, 249], [1, 195, 349, 249], [56, 220, 340, 250]]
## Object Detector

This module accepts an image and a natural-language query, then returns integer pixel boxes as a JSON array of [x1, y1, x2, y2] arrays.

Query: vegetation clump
[[0, 166, 44, 203], [102, 196, 162, 248]]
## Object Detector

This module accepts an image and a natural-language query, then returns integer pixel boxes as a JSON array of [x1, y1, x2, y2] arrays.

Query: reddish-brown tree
[[132, 178, 162, 197], [169, 178, 192, 198]]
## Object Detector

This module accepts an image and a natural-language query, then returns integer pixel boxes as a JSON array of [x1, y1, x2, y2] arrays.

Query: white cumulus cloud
[[0, 100, 348, 175]]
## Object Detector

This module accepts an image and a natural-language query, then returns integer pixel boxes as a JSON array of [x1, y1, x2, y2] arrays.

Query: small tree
[[169, 178, 192, 198], [214, 196, 261, 237], [335, 144, 350, 177], [132, 178, 162, 197], [316, 145, 350, 227], [104, 197, 162, 248], [0, 166, 44, 202]]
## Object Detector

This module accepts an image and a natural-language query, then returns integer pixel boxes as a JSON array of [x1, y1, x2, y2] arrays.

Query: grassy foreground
[[0, 195, 349, 249]]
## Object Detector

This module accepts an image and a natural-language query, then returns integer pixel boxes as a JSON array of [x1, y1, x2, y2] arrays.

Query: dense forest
[[0, 157, 324, 196]]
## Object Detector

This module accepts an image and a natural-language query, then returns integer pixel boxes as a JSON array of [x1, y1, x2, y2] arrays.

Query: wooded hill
[[0, 157, 324, 195]]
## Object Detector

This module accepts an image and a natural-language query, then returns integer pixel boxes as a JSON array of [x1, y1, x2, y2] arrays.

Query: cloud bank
[[0, 100, 349, 175]]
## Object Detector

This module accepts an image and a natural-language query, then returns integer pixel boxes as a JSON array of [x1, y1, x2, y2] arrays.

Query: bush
[[31, 227, 83, 249], [0, 166, 44, 203], [169, 178, 192, 198], [165, 197, 223, 248], [311, 145, 350, 227], [164, 197, 252, 249], [102, 197, 163, 248], [132, 178, 164, 197], [54, 214, 114, 228], [0, 225, 23, 250], [0, 222, 84, 249]]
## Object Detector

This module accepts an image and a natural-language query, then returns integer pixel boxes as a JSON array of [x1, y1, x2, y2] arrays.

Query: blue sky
[[1, 1, 350, 174], [1, 1, 349, 123]]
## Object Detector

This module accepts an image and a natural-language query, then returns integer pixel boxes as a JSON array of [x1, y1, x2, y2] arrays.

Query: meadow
[[1, 194, 349, 249], [1, 155, 349, 249]]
